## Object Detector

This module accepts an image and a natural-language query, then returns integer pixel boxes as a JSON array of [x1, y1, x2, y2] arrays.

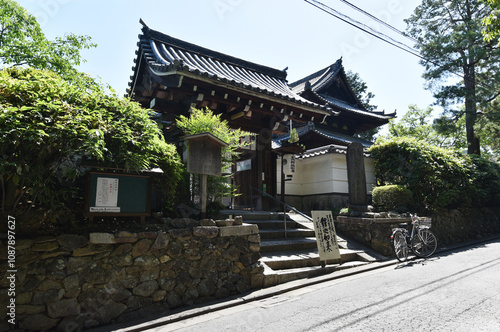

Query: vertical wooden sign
[[311, 211, 341, 264]]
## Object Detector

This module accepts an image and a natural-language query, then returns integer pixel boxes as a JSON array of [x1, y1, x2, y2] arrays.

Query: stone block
[[133, 280, 159, 297], [20, 314, 58, 331], [89, 233, 115, 244], [216, 219, 234, 227], [234, 215, 243, 225], [133, 254, 160, 267], [150, 232, 170, 251], [248, 234, 261, 243], [200, 218, 216, 226], [16, 239, 34, 250], [16, 304, 45, 315], [219, 224, 259, 237], [114, 231, 138, 243], [57, 234, 88, 250], [132, 238, 151, 258], [31, 241, 59, 252], [169, 228, 192, 241], [193, 226, 219, 238], [96, 299, 127, 324], [152, 289, 167, 302], [72, 245, 112, 257], [47, 298, 80, 318], [240, 252, 261, 266]]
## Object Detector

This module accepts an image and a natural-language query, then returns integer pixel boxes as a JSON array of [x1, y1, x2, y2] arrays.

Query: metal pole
[[281, 154, 287, 238]]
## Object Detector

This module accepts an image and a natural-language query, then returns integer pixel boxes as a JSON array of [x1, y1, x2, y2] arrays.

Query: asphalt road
[[144, 238, 500, 332]]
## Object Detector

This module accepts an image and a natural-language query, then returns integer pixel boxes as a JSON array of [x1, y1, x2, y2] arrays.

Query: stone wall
[[336, 208, 500, 257], [335, 216, 409, 256], [0, 221, 263, 331], [432, 207, 500, 245]]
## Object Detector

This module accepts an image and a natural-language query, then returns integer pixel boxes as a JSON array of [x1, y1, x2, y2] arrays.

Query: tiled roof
[[289, 59, 343, 94], [314, 92, 395, 119], [130, 20, 329, 114], [289, 58, 396, 119], [297, 144, 371, 159], [272, 122, 372, 149]]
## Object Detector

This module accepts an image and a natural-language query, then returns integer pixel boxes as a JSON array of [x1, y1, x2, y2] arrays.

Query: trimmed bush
[[372, 185, 414, 212]]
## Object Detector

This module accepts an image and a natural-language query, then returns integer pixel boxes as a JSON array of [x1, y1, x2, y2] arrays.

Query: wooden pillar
[[200, 173, 208, 218]]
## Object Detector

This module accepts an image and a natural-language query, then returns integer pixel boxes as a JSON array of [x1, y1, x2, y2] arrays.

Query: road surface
[[144, 238, 500, 332]]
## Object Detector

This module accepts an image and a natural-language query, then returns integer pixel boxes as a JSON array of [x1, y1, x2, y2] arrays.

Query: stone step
[[260, 237, 318, 253], [222, 210, 292, 221], [261, 248, 366, 270], [262, 261, 371, 287], [259, 228, 316, 239], [224, 210, 384, 289], [243, 219, 298, 230]]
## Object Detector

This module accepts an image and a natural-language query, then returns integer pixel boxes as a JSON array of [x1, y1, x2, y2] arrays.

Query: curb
[[101, 234, 500, 332]]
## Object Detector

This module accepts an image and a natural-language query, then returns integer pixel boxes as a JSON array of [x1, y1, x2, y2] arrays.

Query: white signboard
[[95, 177, 119, 209], [236, 159, 252, 172], [311, 211, 341, 262]]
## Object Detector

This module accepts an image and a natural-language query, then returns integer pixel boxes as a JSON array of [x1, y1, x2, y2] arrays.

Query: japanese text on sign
[[311, 211, 341, 262]]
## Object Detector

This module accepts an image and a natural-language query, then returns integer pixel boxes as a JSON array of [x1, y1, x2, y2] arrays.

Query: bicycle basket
[[414, 217, 432, 228]]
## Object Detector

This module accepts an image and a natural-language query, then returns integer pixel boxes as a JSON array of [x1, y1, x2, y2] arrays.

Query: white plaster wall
[[277, 153, 376, 196]]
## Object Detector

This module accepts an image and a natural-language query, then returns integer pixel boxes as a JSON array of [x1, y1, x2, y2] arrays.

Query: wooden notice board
[[311, 211, 341, 264], [86, 172, 151, 219]]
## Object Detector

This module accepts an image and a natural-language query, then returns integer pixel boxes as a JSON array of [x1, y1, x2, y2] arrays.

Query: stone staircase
[[223, 210, 385, 288]]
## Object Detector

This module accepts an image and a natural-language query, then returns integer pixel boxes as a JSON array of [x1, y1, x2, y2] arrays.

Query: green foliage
[[345, 70, 379, 142], [369, 137, 500, 211], [0, 0, 96, 79], [482, 0, 500, 45], [372, 185, 415, 213], [177, 107, 252, 164], [345, 70, 376, 111], [288, 128, 299, 144], [405, 0, 500, 155], [380, 104, 467, 151], [0, 67, 183, 224], [176, 107, 253, 200]]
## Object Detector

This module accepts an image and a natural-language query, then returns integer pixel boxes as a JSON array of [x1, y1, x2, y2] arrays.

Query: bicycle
[[391, 213, 438, 262]]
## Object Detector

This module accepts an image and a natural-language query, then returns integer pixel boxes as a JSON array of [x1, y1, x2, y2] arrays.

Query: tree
[[480, 0, 500, 156], [0, 67, 183, 227], [482, 0, 500, 45], [176, 107, 253, 203], [0, 0, 95, 79], [381, 104, 467, 150], [345, 70, 379, 142], [345, 70, 377, 111], [405, 0, 500, 155]]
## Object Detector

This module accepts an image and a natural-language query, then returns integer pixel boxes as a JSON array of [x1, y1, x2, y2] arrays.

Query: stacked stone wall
[[336, 208, 500, 257], [0, 222, 263, 331]]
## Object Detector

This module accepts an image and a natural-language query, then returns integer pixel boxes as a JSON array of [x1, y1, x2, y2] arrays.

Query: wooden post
[[201, 173, 208, 219]]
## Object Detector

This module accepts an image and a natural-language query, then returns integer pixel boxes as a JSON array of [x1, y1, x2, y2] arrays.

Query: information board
[[87, 172, 150, 216], [311, 210, 341, 262]]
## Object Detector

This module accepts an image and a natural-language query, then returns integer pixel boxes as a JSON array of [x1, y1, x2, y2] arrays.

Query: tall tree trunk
[[464, 62, 480, 155]]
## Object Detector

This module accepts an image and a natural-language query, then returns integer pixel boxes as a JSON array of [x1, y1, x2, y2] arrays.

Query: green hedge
[[1, 67, 183, 228], [372, 185, 414, 212], [368, 137, 500, 211]]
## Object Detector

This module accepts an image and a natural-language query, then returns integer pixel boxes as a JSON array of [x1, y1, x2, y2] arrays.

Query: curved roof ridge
[[140, 20, 288, 81], [289, 58, 343, 91]]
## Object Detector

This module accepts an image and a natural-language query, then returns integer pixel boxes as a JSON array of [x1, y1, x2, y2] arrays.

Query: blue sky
[[17, 0, 436, 128]]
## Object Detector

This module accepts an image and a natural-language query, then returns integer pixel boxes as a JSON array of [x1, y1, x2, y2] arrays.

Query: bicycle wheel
[[412, 228, 437, 258], [392, 230, 409, 262]]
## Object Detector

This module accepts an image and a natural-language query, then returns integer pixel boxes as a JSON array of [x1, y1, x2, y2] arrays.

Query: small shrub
[[372, 185, 414, 212]]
